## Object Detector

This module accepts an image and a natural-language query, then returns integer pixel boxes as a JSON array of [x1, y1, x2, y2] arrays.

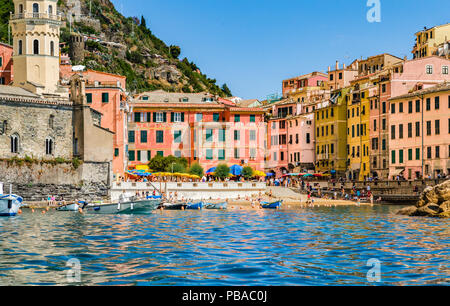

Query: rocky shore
[[397, 180, 450, 218]]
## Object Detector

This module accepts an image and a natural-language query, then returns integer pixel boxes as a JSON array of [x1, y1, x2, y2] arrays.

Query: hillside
[[0, 0, 232, 96]]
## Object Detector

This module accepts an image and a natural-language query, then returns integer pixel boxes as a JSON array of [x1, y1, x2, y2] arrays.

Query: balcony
[[10, 12, 62, 22]]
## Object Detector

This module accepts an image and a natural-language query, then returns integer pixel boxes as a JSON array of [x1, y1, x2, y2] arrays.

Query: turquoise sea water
[[0, 205, 448, 286]]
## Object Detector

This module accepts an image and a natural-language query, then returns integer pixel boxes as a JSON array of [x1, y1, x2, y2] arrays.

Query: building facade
[[0, 43, 13, 85], [412, 23, 450, 59]]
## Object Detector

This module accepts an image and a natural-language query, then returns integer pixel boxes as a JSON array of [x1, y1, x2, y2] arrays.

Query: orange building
[[0, 43, 13, 85]]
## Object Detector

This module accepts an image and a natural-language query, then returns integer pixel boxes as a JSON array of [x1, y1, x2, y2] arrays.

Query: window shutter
[[171, 112, 174, 122], [181, 113, 185, 122], [153, 112, 157, 122], [163, 112, 167, 122], [147, 112, 151, 122]]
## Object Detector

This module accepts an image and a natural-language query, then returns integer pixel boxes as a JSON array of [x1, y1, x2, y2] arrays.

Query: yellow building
[[315, 88, 349, 177], [412, 23, 450, 59], [9, 0, 62, 94], [347, 79, 371, 181]]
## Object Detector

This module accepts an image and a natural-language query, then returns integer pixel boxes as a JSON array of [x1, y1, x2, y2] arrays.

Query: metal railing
[[10, 12, 62, 21]]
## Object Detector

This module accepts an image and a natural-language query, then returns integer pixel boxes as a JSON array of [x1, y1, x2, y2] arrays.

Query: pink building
[[388, 82, 450, 180], [282, 72, 328, 97], [0, 43, 13, 85], [128, 91, 266, 172]]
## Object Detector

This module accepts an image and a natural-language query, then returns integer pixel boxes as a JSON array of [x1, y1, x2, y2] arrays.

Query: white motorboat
[[0, 183, 23, 217], [82, 198, 160, 215]]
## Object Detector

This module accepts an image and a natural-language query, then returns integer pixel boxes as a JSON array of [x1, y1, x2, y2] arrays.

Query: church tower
[[9, 0, 62, 94]]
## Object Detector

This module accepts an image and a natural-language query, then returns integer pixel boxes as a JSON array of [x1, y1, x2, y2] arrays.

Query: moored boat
[[186, 202, 203, 210], [56, 201, 84, 212], [83, 198, 160, 214], [260, 200, 283, 209], [0, 183, 23, 217], [160, 202, 187, 210], [204, 202, 227, 210]]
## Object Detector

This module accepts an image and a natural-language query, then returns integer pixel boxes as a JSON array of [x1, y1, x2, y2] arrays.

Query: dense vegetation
[[0, 0, 232, 97]]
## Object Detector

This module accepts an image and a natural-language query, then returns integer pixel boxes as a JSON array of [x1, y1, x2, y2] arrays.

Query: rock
[[439, 200, 450, 213], [414, 203, 440, 216], [423, 187, 439, 204], [397, 206, 418, 216]]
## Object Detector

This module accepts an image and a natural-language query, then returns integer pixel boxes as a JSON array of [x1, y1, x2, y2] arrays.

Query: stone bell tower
[[9, 0, 62, 94]]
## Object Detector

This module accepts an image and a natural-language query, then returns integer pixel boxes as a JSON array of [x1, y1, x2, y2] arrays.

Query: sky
[[110, 0, 450, 100]]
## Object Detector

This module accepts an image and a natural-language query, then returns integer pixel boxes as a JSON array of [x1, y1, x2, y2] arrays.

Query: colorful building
[[0, 43, 13, 85], [282, 72, 328, 98], [388, 82, 450, 179], [412, 23, 450, 59], [128, 91, 266, 172], [315, 87, 349, 177]]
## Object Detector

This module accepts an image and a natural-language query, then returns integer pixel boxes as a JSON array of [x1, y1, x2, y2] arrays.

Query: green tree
[[148, 154, 166, 172], [189, 163, 204, 177], [140, 16, 147, 29], [214, 164, 230, 180], [166, 162, 186, 173], [221, 83, 232, 97], [169, 45, 181, 59], [242, 167, 254, 179]]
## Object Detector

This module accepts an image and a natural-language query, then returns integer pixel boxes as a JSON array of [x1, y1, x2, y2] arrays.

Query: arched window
[[33, 40, 39, 55], [18, 4, 23, 14], [50, 41, 54, 56], [33, 3, 39, 17], [48, 5, 53, 16], [45, 138, 53, 155], [18, 40, 23, 55], [10, 134, 19, 153]]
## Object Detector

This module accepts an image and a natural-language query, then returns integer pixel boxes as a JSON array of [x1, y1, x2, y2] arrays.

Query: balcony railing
[[10, 12, 62, 21]]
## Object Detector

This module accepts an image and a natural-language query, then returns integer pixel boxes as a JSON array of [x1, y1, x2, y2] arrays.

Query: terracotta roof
[[228, 107, 265, 112], [389, 82, 450, 101], [236, 99, 261, 107]]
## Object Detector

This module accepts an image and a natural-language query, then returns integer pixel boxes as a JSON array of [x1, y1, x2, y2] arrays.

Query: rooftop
[[132, 90, 219, 104], [389, 82, 450, 101]]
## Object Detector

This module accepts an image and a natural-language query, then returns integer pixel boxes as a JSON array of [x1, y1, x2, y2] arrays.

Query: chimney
[[336, 61, 339, 70], [328, 66, 331, 72], [343, 63, 347, 69]]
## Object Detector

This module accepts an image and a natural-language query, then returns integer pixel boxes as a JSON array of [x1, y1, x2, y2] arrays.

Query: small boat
[[0, 183, 23, 217], [186, 202, 203, 210], [204, 202, 227, 210], [147, 195, 162, 200], [260, 200, 283, 209], [56, 201, 84, 212], [160, 202, 187, 210], [0, 194, 22, 216], [83, 198, 160, 214]]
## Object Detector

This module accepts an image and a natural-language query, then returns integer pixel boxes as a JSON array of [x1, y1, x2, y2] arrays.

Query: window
[[141, 131, 148, 143], [306, 133, 310, 144], [33, 39, 39, 55], [33, 3, 39, 17], [174, 130, 182, 143], [339, 72, 343, 80], [45, 138, 53, 155], [426, 98, 431, 111], [171, 112, 184, 123], [18, 40, 23, 55], [128, 150, 135, 161], [86, 93, 92, 103], [435, 97, 440, 110], [195, 113, 203, 122], [427, 147, 432, 159], [234, 148, 240, 159], [156, 131, 164, 143], [374, 119, 377, 132], [382, 102, 386, 114], [114, 148, 119, 157], [218, 149, 225, 160], [48, 5, 53, 15], [128, 131, 135, 143], [213, 113, 220, 122], [250, 130, 256, 141], [157, 151, 164, 157], [416, 148, 420, 160], [399, 102, 403, 113], [102, 93, 109, 103], [382, 119, 386, 130], [174, 151, 181, 158], [399, 150, 404, 164], [154, 112, 166, 123], [142, 96, 149, 101], [416, 100, 420, 112], [416, 122, 420, 137], [330, 74, 334, 81], [134, 112, 141, 123], [206, 129, 213, 142], [399, 124, 404, 139], [50, 41, 54, 56], [391, 150, 396, 164], [234, 114, 241, 122], [436, 146, 440, 158], [391, 103, 396, 114], [408, 123, 412, 138], [408, 101, 413, 113], [408, 149, 413, 161], [426, 65, 433, 74], [234, 130, 240, 141], [219, 129, 226, 142], [137, 151, 141, 161], [48, 115, 54, 129], [426, 121, 432, 136], [250, 115, 256, 122], [206, 149, 213, 160], [435, 120, 440, 135], [382, 139, 386, 151], [391, 125, 396, 140], [443, 66, 449, 75], [382, 84, 386, 93]]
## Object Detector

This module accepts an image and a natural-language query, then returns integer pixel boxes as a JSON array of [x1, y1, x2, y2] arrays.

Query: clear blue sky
[[110, 0, 450, 100]]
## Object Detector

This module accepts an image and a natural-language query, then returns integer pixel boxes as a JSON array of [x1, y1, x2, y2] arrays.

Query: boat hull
[[204, 202, 227, 210], [261, 200, 283, 209], [56, 203, 80, 212], [84, 199, 160, 214], [0, 195, 22, 217], [161, 203, 187, 210], [186, 202, 203, 210]]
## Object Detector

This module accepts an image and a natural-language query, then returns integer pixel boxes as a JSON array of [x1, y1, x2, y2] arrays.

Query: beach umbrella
[[206, 167, 217, 174], [230, 165, 243, 176], [253, 170, 266, 177], [266, 173, 275, 177], [303, 174, 314, 178]]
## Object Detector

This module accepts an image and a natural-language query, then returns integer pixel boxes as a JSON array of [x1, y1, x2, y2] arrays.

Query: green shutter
[[128, 131, 135, 143], [147, 113, 151, 122], [114, 148, 119, 157], [153, 112, 157, 122], [250, 115, 255, 122], [163, 112, 167, 122], [171, 112, 174, 122], [102, 93, 109, 103], [391, 150, 396, 164], [141, 131, 147, 143], [128, 150, 135, 161], [148, 151, 151, 160], [181, 113, 185, 122], [137, 150, 141, 161], [86, 93, 92, 103], [134, 112, 140, 122]]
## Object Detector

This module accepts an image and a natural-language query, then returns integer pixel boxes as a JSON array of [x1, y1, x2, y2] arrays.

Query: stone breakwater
[[397, 180, 450, 218]]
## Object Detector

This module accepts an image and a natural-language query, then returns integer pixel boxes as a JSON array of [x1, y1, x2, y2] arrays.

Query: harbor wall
[[111, 181, 267, 201], [0, 160, 111, 201]]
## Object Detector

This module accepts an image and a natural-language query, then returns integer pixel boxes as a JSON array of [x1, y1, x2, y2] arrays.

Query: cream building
[[413, 23, 450, 59], [9, 0, 62, 95]]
